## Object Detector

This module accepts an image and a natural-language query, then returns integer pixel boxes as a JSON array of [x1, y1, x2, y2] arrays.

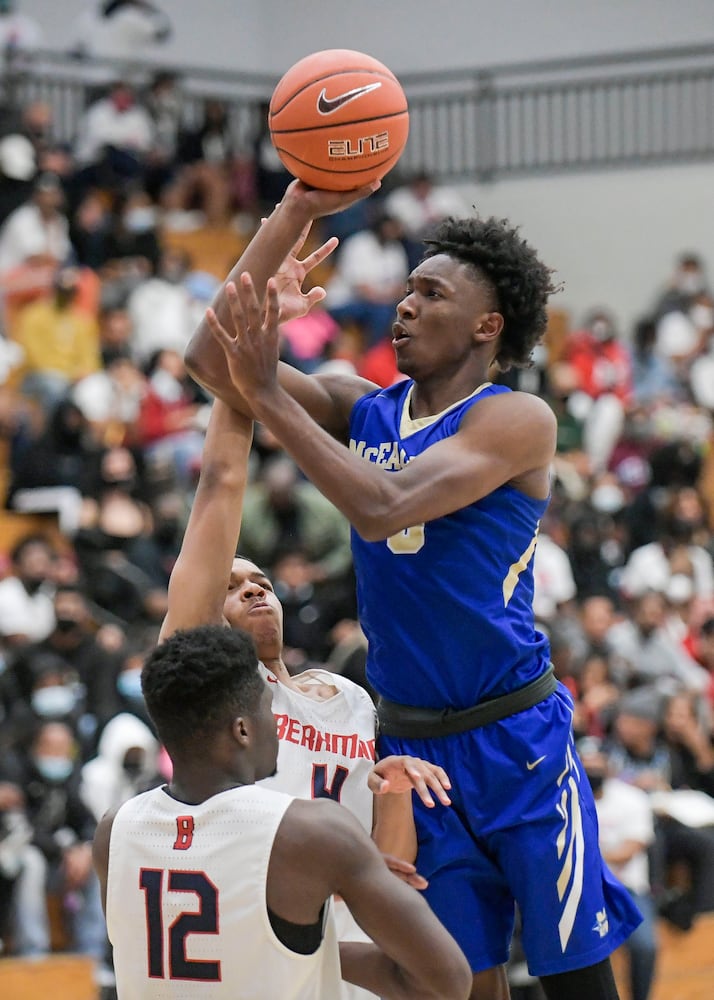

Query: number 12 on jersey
[[140, 868, 221, 981]]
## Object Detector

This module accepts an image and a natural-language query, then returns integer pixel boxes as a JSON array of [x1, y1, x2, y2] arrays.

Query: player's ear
[[231, 717, 250, 746], [474, 311, 504, 345]]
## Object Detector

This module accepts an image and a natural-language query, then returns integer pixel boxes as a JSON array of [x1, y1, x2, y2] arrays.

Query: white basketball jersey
[[259, 667, 377, 836], [259, 667, 380, 1000], [107, 784, 342, 1000]]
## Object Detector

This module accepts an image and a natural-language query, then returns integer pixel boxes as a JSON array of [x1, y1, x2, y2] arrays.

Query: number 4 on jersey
[[311, 763, 349, 802]]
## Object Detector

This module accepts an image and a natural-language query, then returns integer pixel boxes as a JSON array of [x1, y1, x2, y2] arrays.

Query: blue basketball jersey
[[349, 379, 552, 710]]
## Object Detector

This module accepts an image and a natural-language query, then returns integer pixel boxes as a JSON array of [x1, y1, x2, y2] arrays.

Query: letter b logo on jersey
[[173, 815, 194, 850]]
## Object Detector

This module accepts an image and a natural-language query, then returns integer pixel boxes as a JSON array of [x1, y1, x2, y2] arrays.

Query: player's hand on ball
[[381, 853, 429, 891], [205, 274, 281, 402], [283, 177, 381, 220], [368, 755, 452, 808]]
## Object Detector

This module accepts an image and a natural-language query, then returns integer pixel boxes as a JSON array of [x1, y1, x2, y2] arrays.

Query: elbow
[[353, 501, 411, 544], [352, 509, 395, 543], [184, 331, 210, 386]]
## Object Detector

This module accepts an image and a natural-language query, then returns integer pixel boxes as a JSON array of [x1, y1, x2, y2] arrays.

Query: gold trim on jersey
[[398, 382, 493, 439], [502, 522, 541, 607], [555, 743, 586, 952]]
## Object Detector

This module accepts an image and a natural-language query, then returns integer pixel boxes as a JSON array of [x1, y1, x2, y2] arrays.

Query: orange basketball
[[269, 49, 409, 191]]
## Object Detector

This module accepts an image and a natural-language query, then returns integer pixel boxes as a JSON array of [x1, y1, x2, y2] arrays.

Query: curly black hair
[[422, 216, 560, 370], [141, 625, 263, 752]]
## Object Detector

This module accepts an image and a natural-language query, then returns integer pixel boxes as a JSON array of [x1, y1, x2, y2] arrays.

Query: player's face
[[392, 254, 498, 379], [224, 558, 283, 657], [253, 681, 279, 780]]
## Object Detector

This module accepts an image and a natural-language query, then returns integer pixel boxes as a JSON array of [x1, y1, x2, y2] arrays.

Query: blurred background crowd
[[0, 10, 713, 1000]]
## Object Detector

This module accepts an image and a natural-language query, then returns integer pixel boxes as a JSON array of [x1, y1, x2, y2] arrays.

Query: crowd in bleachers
[[0, 69, 713, 1000]]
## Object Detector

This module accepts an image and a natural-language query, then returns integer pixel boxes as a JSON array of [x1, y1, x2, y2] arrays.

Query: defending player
[[93, 623, 472, 999], [184, 179, 643, 1000]]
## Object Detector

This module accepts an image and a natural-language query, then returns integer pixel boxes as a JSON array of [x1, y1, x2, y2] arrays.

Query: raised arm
[[184, 179, 379, 433], [158, 400, 253, 642], [205, 277, 557, 540], [269, 799, 471, 1000]]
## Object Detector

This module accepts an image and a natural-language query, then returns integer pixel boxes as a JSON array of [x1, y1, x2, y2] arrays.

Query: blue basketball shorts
[[377, 683, 642, 976]]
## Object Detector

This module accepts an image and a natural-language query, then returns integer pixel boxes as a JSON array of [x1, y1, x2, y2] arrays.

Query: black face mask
[[586, 772, 605, 795], [154, 520, 180, 544], [55, 617, 81, 634]]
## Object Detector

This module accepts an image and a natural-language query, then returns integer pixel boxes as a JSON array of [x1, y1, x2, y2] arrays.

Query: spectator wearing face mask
[[12, 265, 101, 416], [10, 585, 125, 740], [619, 493, 714, 605], [564, 309, 633, 475], [135, 348, 207, 487], [4, 654, 88, 753], [0, 170, 71, 276], [73, 80, 155, 193], [0, 720, 108, 975], [109, 640, 156, 729], [0, 535, 56, 647], [99, 188, 162, 295], [655, 290, 714, 381], [651, 252, 710, 321]]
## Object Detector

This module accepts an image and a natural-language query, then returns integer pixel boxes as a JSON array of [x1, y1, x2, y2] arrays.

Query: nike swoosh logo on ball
[[317, 82, 382, 115]]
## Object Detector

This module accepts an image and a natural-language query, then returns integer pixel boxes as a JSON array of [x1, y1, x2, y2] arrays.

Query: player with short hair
[[93, 622, 472, 999], [185, 178, 643, 1000]]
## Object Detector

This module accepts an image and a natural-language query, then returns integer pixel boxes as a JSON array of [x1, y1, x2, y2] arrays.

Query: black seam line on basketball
[[273, 149, 402, 175], [270, 70, 397, 117], [270, 108, 408, 135]]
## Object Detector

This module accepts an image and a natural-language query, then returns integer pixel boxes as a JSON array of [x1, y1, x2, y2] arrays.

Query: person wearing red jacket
[[565, 310, 633, 474]]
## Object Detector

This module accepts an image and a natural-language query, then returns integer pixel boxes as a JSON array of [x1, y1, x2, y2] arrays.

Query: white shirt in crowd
[[594, 777, 654, 896], [325, 230, 409, 309], [75, 98, 155, 166], [0, 203, 71, 273], [0, 576, 55, 643], [127, 278, 195, 363], [71, 1, 171, 62], [532, 532, 577, 622], [384, 183, 469, 238], [619, 541, 714, 601]]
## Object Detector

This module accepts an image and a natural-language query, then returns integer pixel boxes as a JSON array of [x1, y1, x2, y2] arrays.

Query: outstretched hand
[[368, 755, 452, 808], [205, 274, 281, 403], [270, 219, 338, 323]]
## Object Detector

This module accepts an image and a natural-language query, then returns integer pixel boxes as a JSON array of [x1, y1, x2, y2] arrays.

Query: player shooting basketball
[[184, 175, 643, 1000]]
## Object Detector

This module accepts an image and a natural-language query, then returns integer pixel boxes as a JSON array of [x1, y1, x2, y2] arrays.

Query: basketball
[[268, 49, 409, 191]]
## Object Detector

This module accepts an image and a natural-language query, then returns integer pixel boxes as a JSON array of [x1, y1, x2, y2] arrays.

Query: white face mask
[[124, 207, 156, 233], [591, 319, 613, 342], [677, 271, 705, 295], [690, 304, 714, 331], [590, 484, 625, 514], [31, 684, 77, 718]]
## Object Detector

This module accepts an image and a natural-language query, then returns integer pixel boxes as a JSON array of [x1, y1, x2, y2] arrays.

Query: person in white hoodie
[[80, 711, 163, 822]]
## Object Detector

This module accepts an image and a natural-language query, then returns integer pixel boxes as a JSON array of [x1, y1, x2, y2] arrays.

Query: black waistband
[[377, 665, 557, 739]]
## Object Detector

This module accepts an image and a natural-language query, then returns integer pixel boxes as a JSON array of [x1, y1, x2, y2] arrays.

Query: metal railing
[[3, 42, 714, 183]]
